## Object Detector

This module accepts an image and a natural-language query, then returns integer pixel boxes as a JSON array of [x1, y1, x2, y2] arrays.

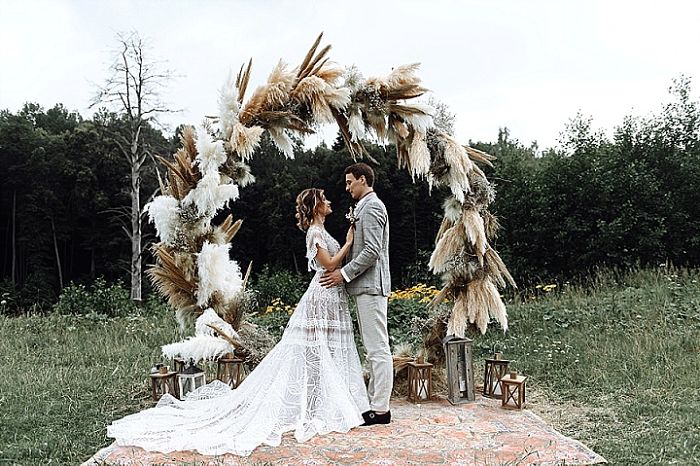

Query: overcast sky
[[1, 0, 699, 150]]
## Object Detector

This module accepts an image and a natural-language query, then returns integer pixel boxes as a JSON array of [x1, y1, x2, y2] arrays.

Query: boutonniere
[[345, 205, 358, 226]]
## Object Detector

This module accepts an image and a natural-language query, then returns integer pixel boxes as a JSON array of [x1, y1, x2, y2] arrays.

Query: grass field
[[0, 267, 698, 465]]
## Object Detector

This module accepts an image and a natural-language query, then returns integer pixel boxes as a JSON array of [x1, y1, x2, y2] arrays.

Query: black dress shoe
[[361, 410, 391, 425]]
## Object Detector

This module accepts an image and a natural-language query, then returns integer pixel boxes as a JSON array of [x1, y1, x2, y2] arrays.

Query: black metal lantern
[[442, 335, 475, 404]]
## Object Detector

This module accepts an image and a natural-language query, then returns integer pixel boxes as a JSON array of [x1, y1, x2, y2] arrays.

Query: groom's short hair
[[344, 163, 375, 187]]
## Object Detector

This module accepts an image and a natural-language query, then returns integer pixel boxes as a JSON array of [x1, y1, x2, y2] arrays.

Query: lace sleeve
[[306, 227, 329, 270]]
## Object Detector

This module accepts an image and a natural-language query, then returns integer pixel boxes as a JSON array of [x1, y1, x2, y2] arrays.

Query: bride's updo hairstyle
[[295, 188, 325, 231]]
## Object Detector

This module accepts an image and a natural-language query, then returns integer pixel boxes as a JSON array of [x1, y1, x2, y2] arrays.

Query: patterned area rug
[[83, 396, 606, 465]]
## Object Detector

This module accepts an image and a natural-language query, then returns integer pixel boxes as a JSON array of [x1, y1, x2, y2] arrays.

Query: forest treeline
[[1, 77, 698, 311]]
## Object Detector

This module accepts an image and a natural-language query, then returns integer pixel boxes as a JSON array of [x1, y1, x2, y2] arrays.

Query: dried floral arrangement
[[145, 33, 514, 360]]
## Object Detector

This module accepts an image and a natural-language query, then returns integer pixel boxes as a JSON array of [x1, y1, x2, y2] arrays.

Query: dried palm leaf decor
[[145, 33, 514, 356]]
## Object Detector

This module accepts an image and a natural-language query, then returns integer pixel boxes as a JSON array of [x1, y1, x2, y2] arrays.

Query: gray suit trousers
[[355, 294, 393, 412]]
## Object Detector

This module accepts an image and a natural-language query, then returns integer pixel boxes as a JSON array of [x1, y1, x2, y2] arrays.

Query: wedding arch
[[145, 34, 515, 352]]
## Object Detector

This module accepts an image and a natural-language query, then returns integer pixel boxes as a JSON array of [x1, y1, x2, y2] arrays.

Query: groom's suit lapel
[[354, 192, 376, 218]]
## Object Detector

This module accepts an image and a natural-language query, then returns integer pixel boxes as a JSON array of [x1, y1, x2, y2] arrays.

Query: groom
[[320, 162, 392, 425]]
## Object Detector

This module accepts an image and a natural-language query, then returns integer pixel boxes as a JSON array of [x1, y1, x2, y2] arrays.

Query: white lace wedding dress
[[107, 225, 369, 456]]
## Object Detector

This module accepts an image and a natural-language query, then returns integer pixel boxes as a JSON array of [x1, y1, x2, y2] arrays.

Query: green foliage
[[3, 76, 700, 309], [53, 278, 136, 317], [387, 298, 429, 347], [251, 265, 307, 310], [249, 308, 293, 341]]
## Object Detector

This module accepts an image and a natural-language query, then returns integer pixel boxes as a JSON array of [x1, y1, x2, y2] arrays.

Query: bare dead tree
[[91, 31, 178, 303]]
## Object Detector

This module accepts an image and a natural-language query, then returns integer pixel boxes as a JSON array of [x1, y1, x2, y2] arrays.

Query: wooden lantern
[[149, 369, 178, 401], [177, 362, 206, 398], [217, 354, 244, 389], [501, 371, 527, 410], [407, 360, 433, 402], [442, 335, 475, 404], [483, 353, 510, 398]]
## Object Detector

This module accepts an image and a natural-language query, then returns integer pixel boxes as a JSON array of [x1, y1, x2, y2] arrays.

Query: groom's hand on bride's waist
[[320, 269, 344, 288]]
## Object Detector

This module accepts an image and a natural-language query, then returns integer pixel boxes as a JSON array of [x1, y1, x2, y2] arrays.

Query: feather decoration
[[315, 65, 345, 85], [195, 308, 241, 340], [222, 160, 256, 187], [268, 127, 295, 159], [144, 195, 180, 245], [181, 125, 198, 161], [161, 335, 234, 363], [482, 211, 501, 241], [348, 109, 366, 142], [435, 217, 453, 244], [265, 60, 294, 107], [195, 241, 243, 307], [195, 126, 227, 175], [452, 278, 508, 335], [182, 170, 240, 217]]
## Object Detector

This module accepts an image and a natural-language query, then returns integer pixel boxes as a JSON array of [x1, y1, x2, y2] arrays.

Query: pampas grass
[[429, 224, 466, 273], [407, 131, 431, 179], [462, 209, 487, 264], [268, 127, 295, 158], [230, 123, 264, 161], [447, 278, 508, 336], [218, 73, 240, 140]]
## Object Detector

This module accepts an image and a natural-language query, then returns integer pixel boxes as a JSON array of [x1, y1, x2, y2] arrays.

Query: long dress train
[[107, 225, 369, 456]]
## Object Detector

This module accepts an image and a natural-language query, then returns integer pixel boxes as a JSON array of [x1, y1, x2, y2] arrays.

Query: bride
[[107, 188, 370, 456]]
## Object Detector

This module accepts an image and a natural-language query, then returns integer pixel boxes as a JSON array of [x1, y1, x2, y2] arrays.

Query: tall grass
[[0, 267, 698, 464], [476, 266, 700, 464]]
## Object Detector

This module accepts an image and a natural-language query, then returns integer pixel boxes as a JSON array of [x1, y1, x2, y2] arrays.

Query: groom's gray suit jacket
[[342, 192, 391, 297]]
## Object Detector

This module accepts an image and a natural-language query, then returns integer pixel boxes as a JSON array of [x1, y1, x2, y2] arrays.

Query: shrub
[[387, 284, 436, 347], [53, 278, 136, 317], [252, 266, 307, 310]]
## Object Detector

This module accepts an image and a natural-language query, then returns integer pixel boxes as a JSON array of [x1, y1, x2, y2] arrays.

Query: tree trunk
[[11, 190, 16, 285], [412, 201, 418, 261], [292, 251, 299, 274], [51, 217, 64, 289], [130, 162, 142, 303], [90, 248, 96, 279]]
